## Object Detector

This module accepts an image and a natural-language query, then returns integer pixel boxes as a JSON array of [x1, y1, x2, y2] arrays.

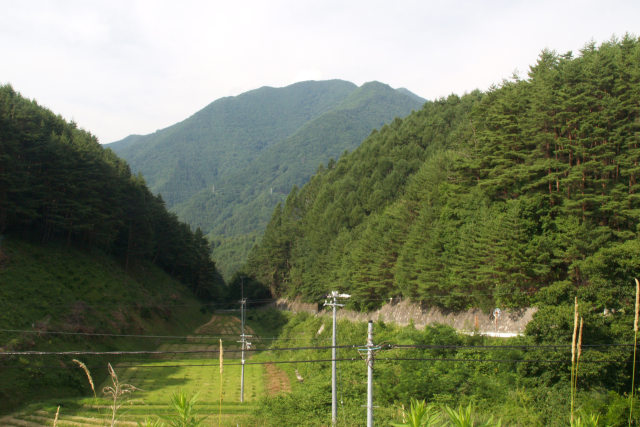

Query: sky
[[2, 0, 639, 144]]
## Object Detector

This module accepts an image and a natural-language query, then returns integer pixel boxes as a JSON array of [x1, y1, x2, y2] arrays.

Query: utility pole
[[366, 320, 375, 427], [323, 291, 350, 426], [239, 297, 246, 402], [239, 277, 251, 403]]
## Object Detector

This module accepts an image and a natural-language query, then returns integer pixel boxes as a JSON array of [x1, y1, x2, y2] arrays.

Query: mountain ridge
[[109, 79, 424, 277]]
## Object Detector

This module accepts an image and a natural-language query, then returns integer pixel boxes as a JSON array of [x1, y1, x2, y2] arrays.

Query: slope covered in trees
[[246, 36, 640, 313], [109, 80, 424, 278], [172, 81, 426, 277], [109, 80, 360, 207], [0, 84, 224, 300]]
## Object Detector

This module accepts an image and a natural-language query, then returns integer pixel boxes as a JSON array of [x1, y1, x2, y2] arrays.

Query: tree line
[[245, 35, 640, 313]]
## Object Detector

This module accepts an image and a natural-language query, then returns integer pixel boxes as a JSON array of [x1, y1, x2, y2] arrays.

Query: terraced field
[[1, 314, 290, 426]]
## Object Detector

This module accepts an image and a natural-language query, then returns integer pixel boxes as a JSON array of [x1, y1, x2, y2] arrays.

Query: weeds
[[137, 418, 165, 427], [103, 362, 139, 427], [162, 390, 204, 427], [391, 398, 440, 426], [392, 402, 501, 427], [72, 358, 96, 398], [443, 404, 500, 427], [572, 412, 601, 427]]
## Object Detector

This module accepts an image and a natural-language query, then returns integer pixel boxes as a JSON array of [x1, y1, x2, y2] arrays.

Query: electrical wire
[[0, 355, 625, 371], [376, 357, 620, 364], [2, 338, 636, 357], [389, 343, 634, 350], [0, 328, 315, 341], [0, 358, 360, 370], [0, 344, 362, 357]]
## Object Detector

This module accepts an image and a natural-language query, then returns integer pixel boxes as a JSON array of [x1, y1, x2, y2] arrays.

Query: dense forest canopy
[[0, 85, 224, 300], [246, 35, 640, 312]]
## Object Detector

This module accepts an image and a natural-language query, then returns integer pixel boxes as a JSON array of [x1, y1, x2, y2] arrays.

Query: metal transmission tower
[[323, 291, 350, 426]]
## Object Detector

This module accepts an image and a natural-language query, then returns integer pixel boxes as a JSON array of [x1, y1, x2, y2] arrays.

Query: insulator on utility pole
[[323, 290, 350, 426]]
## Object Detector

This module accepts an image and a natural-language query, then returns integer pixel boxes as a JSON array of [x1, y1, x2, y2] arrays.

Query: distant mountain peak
[[108, 79, 424, 278]]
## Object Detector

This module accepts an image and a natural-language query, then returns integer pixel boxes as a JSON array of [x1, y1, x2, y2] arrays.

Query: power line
[[2, 298, 278, 310], [388, 343, 634, 350], [0, 328, 315, 341], [0, 358, 364, 370], [2, 341, 633, 358], [0, 329, 241, 340], [376, 357, 620, 364], [0, 344, 362, 357], [0, 354, 624, 371]]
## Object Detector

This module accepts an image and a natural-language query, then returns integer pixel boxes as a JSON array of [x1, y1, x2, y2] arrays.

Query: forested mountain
[[0, 84, 224, 300], [109, 80, 424, 277], [109, 80, 359, 206], [246, 36, 640, 313]]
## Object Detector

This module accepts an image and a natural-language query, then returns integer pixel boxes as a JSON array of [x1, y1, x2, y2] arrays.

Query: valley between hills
[[2, 35, 640, 425]]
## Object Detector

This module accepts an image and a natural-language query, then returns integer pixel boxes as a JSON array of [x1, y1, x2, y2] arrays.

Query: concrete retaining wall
[[271, 298, 536, 334]]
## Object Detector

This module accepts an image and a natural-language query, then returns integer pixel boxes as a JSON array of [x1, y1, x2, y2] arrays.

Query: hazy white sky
[[2, 0, 639, 143]]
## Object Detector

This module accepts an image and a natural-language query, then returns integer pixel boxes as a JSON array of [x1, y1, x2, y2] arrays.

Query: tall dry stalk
[[53, 405, 60, 427], [72, 359, 96, 398], [571, 297, 579, 424], [574, 317, 584, 404], [103, 363, 139, 427], [219, 338, 223, 427], [629, 278, 640, 426]]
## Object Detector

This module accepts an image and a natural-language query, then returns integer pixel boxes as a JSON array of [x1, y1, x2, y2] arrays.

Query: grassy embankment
[[0, 237, 292, 425], [0, 236, 212, 414]]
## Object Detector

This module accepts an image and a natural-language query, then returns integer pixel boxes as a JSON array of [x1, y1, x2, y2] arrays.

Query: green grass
[[4, 313, 273, 426], [0, 236, 213, 414]]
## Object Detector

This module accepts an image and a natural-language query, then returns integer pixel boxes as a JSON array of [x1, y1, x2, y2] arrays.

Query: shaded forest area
[[0, 85, 224, 300]]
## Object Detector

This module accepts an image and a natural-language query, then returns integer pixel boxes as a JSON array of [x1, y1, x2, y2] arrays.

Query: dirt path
[[264, 363, 291, 396], [195, 314, 255, 336]]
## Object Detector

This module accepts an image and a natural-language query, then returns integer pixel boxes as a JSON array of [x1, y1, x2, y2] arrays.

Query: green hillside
[[0, 237, 213, 413], [0, 84, 225, 300], [109, 80, 424, 278], [0, 84, 227, 411], [108, 80, 359, 207], [246, 36, 640, 312], [172, 81, 425, 277]]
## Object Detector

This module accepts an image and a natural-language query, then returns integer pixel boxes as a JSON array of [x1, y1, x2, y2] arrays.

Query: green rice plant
[[391, 398, 440, 427], [443, 404, 500, 427], [571, 412, 601, 427], [162, 390, 205, 427], [138, 418, 165, 427]]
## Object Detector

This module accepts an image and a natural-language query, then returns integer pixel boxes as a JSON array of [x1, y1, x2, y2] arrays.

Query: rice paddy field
[[0, 314, 291, 426]]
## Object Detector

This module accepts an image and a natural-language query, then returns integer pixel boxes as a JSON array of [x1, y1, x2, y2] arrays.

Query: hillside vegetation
[[0, 85, 226, 411], [0, 237, 213, 413], [250, 312, 636, 426], [109, 80, 424, 277], [247, 36, 640, 313], [0, 84, 224, 300]]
